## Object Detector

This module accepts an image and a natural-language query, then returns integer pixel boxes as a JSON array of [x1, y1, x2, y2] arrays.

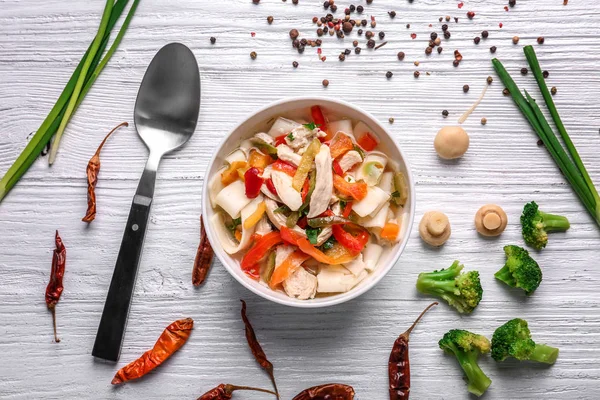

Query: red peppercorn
[[467, 11, 475, 19]]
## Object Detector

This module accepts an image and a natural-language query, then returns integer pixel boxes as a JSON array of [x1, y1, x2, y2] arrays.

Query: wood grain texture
[[1, 0, 600, 399]]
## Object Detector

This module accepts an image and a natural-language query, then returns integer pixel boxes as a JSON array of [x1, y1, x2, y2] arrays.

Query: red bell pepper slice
[[274, 134, 287, 147], [272, 159, 297, 177], [280, 226, 302, 246], [265, 178, 277, 195], [301, 178, 310, 202], [356, 132, 379, 151], [332, 160, 344, 176], [311, 105, 331, 140], [342, 201, 353, 218], [240, 232, 283, 272], [329, 133, 354, 159], [332, 224, 369, 253], [244, 167, 264, 199]]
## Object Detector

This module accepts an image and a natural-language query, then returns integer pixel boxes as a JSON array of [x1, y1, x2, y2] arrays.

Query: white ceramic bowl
[[202, 97, 416, 308]]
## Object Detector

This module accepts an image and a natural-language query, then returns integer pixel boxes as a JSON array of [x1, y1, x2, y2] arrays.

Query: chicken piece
[[285, 125, 323, 152], [271, 170, 303, 211], [344, 253, 366, 276], [283, 267, 318, 300], [338, 150, 362, 173], [317, 265, 367, 293], [308, 145, 333, 218], [276, 144, 303, 166], [254, 216, 273, 236], [254, 132, 274, 145]]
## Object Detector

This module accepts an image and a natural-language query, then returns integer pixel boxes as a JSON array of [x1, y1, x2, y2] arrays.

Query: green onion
[[48, 0, 115, 164], [523, 45, 600, 214], [492, 56, 600, 226], [0, 0, 139, 202], [307, 215, 351, 228]]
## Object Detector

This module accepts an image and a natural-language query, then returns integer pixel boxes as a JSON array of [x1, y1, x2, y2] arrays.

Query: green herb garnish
[[306, 227, 321, 245], [303, 122, 320, 131], [320, 236, 337, 251], [286, 132, 295, 141]]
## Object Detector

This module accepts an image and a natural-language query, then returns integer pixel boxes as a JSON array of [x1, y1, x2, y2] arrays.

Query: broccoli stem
[[539, 211, 570, 232], [455, 350, 492, 397], [416, 277, 458, 296], [530, 343, 559, 365], [494, 266, 515, 287]]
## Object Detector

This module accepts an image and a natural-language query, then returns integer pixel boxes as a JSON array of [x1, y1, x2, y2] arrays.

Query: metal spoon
[[92, 43, 200, 362]]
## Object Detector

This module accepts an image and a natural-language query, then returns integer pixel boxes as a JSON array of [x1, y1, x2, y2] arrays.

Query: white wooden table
[[1, 0, 599, 399]]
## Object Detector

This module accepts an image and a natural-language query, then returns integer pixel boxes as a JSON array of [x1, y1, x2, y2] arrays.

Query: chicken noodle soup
[[208, 105, 408, 300]]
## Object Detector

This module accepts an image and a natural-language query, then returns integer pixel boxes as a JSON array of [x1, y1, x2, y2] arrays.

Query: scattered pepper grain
[[551, 86, 557, 95], [521, 67, 528, 75], [210, 37, 216, 44], [481, 118, 487, 125], [490, 46, 497, 53], [442, 110, 449, 117], [512, 36, 520, 44], [386, 71, 393, 79], [397, 51, 405, 60], [250, 51, 257, 59], [463, 85, 470, 93], [537, 36, 545, 44], [322, 79, 329, 87], [414, 71, 420, 78]]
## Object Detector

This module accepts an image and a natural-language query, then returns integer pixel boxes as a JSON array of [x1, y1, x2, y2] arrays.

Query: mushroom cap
[[475, 204, 508, 236], [419, 210, 451, 246], [434, 126, 470, 159]]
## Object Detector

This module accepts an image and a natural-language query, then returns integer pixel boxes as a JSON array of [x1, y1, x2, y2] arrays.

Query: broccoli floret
[[439, 329, 492, 397], [521, 201, 570, 250], [416, 261, 483, 314], [495, 245, 542, 295], [491, 318, 559, 364]]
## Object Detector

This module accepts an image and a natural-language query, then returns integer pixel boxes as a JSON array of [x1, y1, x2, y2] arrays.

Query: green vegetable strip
[[0, 0, 134, 201], [48, 0, 114, 165], [524, 91, 596, 214], [524, 45, 600, 214], [78, 0, 140, 108], [492, 59, 598, 223]]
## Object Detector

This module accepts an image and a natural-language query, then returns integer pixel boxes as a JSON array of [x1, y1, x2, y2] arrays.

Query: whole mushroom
[[434, 126, 470, 159], [419, 211, 451, 246], [475, 204, 508, 236]]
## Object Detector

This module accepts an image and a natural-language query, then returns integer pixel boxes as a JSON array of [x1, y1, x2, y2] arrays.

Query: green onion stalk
[[492, 50, 600, 227], [0, 0, 140, 202]]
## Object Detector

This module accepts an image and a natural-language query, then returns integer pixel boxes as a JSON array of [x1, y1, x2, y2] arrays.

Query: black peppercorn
[[543, 70, 549, 78], [537, 139, 544, 146], [474, 36, 481, 44], [361, 19, 368, 26], [357, 5, 364, 13], [386, 71, 393, 79], [297, 45, 305, 53], [487, 76, 493, 84], [430, 32, 438, 40], [316, 39, 322, 46], [367, 39, 376, 48], [442, 110, 449, 117], [365, 30, 374, 39], [344, 48, 351, 55], [490, 46, 497, 53], [250, 51, 257, 59], [537, 36, 545, 44], [317, 28, 324, 36], [344, 7, 351, 15], [357, 29, 363, 35], [292, 39, 300, 48], [292, 0, 298, 4], [355, 47, 361, 54], [350, 4, 356, 12], [481, 30, 489, 39], [343, 21, 353, 33], [397, 51, 405, 60], [252, 0, 260, 3], [406, 24, 411, 29], [323, 0, 329, 8], [444, 31, 451, 39], [267, 16, 274, 24], [453, 60, 460, 67], [442, 24, 448, 31], [425, 47, 433, 55], [289, 29, 299, 40], [463, 84, 470, 92], [300, 38, 308, 46], [366, 0, 373, 4], [428, 40, 436, 47], [379, 31, 385, 39], [437, 46, 443, 53], [414, 71, 420, 78], [336, 30, 344, 38], [330, 4, 337, 12], [389, 11, 397, 18], [503, 88, 510, 96], [322, 79, 329, 87], [323, 26, 329, 33], [509, 0, 516, 6], [521, 67, 528, 75], [293, 61, 299, 68], [339, 53, 346, 61], [210, 37, 216, 44]]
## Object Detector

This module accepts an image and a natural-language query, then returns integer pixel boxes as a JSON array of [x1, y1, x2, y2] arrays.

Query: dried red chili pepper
[[111, 318, 193, 384], [292, 383, 355, 400], [192, 215, 214, 286], [240, 300, 279, 399], [45, 230, 66, 343], [197, 384, 276, 400], [82, 122, 128, 223], [388, 302, 438, 399]]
